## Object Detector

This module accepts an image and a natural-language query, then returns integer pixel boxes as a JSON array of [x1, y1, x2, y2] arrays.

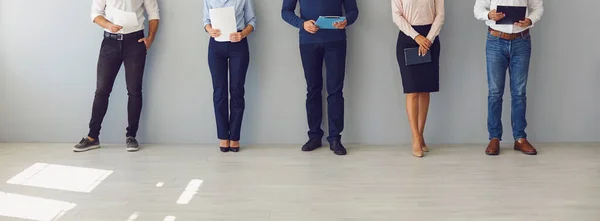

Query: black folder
[[404, 47, 432, 66], [496, 6, 527, 25]]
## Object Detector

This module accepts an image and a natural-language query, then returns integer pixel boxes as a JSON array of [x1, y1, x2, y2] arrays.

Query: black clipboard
[[496, 6, 527, 25]]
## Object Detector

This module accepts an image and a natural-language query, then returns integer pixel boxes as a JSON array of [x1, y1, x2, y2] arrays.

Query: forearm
[[343, 0, 359, 26], [527, 0, 544, 25], [473, 0, 491, 21], [426, 0, 445, 41], [426, 16, 444, 41], [93, 16, 113, 29], [282, 10, 304, 28], [241, 24, 254, 38], [147, 19, 159, 39], [204, 24, 213, 32], [281, 0, 304, 28]]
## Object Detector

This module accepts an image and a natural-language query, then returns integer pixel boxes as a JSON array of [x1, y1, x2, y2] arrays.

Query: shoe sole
[[73, 145, 100, 152], [126, 147, 140, 152], [485, 151, 500, 156], [302, 145, 322, 152], [514, 147, 537, 155]]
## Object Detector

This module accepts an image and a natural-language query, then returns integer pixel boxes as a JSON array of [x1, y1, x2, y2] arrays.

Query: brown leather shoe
[[514, 139, 537, 155], [485, 138, 500, 155]]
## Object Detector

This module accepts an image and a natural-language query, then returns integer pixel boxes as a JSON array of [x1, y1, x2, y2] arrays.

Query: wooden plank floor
[[0, 143, 599, 221]]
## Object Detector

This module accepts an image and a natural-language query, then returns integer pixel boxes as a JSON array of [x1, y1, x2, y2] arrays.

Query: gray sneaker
[[126, 137, 139, 152], [74, 137, 100, 152]]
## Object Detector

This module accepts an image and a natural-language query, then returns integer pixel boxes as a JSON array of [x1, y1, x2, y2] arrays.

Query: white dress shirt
[[474, 0, 543, 34], [91, 0, 160, 34]]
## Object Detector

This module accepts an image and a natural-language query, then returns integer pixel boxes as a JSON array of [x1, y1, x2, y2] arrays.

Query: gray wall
[[1, 1, 599, 144]]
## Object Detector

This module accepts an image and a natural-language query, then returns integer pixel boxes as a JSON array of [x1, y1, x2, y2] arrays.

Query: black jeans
[[88, 31, 147, 139], [299, 40, 347, 142], [208, 38, 250, 141]]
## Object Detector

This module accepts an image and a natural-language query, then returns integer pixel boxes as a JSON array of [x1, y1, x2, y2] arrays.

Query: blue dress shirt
[[203, 0, 257, 31]]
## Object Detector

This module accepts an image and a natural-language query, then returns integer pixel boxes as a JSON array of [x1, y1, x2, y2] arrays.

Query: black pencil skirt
[[396, 24, 440, 94]]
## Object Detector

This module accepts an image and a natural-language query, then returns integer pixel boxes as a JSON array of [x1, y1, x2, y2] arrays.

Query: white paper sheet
[[110, 7, 139, 27], [209, 7, 237, 42]]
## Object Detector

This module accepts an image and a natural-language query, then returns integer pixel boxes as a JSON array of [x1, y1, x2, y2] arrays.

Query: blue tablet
[[315, 16, 346, 29]]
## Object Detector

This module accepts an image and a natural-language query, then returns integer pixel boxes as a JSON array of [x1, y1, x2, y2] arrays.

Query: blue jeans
[[486, 32, 531, 141]]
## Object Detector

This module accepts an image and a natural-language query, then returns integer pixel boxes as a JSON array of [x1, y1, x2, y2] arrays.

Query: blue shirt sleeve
[[244, 0, 257, 31], [343, 0, 359, 26], [203, 0, 211, 29], [281, 0, 304, 29]]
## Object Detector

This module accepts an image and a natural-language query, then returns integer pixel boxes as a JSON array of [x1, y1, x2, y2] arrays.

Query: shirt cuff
[[91, 14, 105, 23], [477, 10, 491, 21], [526, 16, 537, 25], [248, 22, 256, 32], [203, 22, 210, 32], [148, 14, 160, 21], [296, 20, 305, 29], [426, 35, 436, 42], [408, 31, 420, 40]]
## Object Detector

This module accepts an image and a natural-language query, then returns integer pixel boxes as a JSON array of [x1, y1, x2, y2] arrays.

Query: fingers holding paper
[[333, 19, 348, 29], [230, 32, 244, 43], [108, 23, 123, 33], [209, 29, 222, 38]]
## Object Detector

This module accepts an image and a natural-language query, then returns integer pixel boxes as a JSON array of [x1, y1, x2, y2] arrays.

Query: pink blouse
[[391, 0, 445, 41]]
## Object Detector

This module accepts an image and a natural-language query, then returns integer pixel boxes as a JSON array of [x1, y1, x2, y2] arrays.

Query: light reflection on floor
[[1, 162, 192, 220], [7, 163, 113, 193], [0, 191, 76, 221], [1, 163, 112, 220], [176, 179, 203, 205], [163, 216, 176, 221]]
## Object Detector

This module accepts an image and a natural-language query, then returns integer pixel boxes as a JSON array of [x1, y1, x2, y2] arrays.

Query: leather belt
[[489, 28, 529, 41], [103, 30, 143, 41]]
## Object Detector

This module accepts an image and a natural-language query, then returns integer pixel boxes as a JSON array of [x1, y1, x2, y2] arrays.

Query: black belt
[[104, 30, 144, 41]]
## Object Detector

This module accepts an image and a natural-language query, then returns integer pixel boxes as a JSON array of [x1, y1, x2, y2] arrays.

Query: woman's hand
[[206, 25, 221, 38], [415, 35, 432, 56], [415, 35, 431, 50], [230, 32, 245, 42], [419, 46, 429, 57]]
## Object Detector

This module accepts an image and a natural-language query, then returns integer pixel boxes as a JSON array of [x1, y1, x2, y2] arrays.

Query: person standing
[[474, 0, 543, 155], [74, 0, 160, 152], [203, 0, 256, 152], [392, 0, 445, 158], [282, 0, 359, 156]]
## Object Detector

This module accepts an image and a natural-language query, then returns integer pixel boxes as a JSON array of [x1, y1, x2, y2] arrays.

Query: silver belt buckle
[[116, 34, 124, 41]]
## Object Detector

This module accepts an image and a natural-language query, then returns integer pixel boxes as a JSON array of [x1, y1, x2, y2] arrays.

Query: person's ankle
[[231, 141, 240, 147], [87, 137, 95, 142], [219, 140, 230, 146]]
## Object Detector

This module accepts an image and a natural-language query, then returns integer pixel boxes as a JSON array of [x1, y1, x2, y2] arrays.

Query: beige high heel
[[413, 149, 424, 158], [412, 140, 424, 158], [421, 138, 429, 152]]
